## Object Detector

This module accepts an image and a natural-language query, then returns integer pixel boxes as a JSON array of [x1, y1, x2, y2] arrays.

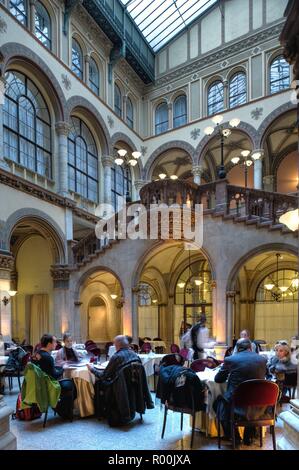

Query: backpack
[[13, 393, 42, 421]]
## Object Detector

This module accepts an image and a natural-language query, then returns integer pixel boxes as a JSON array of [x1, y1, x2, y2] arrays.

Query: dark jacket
[[96, 360, 154, 426], [157, 364, 205, 412], [93, 347, 140, 381], [32, 350, 63, 380], [215, 351, 267, 401], [3, 347, 26, 373]]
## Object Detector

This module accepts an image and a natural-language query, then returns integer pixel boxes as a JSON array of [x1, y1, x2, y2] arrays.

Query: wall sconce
[[1, 290, 17, 306]]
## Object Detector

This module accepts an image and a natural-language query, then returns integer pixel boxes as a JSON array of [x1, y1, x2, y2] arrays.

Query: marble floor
[[2, 381, 287, 451]]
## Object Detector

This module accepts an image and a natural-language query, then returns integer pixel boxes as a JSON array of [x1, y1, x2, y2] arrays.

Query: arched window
[[114, 84, 122, 117], [10, 0, 28, 25], [207, 81, 224, 116], [173, 95, 187, 128], [72, 39, 83, 80], [229, 72, 247, 108], [3, 70, 51, 177], [68, 117, 98, 202], [35, 2, 51, 49], [89, 57, 99, 95], [111, 162, 132, 212], [126, 97, 134, 129], [155, 102, 168, 135], [270, 56, 290, 94]]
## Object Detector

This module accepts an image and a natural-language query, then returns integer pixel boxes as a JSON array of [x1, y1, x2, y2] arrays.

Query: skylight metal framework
[[120, 0, 218, 51]]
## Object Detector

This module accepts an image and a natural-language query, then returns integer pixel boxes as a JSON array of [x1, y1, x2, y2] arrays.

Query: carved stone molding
[[0, 253, 14, 272], [55, 121, 71, 136], [226, 291, 236, 298], [192, 165, 203, 177], [50, 265, 72, 281], [155, 23, 284, 87], [101, 155, 115, 167]]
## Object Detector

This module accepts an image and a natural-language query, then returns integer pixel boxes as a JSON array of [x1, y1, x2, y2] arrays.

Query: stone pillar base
[[278, 399, 299, 450], [0, 396, 17, 450]]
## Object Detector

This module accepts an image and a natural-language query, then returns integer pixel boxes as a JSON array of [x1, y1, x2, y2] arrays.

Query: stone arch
[[257, 102, 297, 149], [65, 96, 110, 155], [74, 265, 125, 302], [3, 208, 66, 264], [0, 43, 66, 121], [226, 243, 298, 292], [248, 260, 298, 300], [195, 121, 259, 166], [144, 141, 196, 180]]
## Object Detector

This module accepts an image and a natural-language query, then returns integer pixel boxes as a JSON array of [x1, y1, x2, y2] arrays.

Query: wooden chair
[[217, 379, 279, 450]]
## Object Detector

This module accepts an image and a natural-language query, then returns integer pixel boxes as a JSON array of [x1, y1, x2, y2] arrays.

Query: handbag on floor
[[13, 393, 42, 421]]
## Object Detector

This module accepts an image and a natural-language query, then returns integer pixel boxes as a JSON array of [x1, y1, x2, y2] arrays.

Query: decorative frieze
[[0, 253, 14, 272], [51, 265, 72, 289]]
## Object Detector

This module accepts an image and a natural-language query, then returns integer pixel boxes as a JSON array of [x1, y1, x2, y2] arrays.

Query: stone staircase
[[71, 181, 298, 270]]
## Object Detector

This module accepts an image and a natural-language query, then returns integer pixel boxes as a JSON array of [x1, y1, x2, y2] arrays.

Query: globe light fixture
[[204, 126, 215, 136], [128, 158, 138, 167], [170, 175, 178, 180], [231, 156, 240, 165], [178, 282, 185, 289], [211, 114, 224, 125], [279, 209, 299, 232], [117, 149, 127, 157], [132, 151, 141, 159], [229, 118, 241, 128], [115, 156, 124, 165], [110, 294, 118, 300], [159, 173, 167, 180]]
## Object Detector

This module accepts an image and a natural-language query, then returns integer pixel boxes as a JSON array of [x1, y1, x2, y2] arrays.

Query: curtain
[[254, 301, 298, 347], [138, 306, 158, 339], [30, 294, 49, 347]]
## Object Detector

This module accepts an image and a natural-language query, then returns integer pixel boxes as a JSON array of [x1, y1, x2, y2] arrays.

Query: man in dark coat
[[214, 338, 267, 444]]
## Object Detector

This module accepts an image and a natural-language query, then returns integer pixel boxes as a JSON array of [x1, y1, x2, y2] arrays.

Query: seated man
[[87, 335, 141, 382], [32, 334, 63, 380], [233, 330, 257, 354], [214, 338, 267, 444]]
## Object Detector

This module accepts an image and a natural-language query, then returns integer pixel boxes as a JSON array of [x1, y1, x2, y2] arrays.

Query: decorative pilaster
[[223, 80, 229, 110], [85, 55, 90, 85], [253, 150, 263, 189], [29, 0, 37, 33], [101, 155, 114, 206], [192, 165, 202, 185], [55, 122, 71, 197], [167, 102, 173, 131], [0, 77, 9, 171], [0, 252, 14, 340], [51, 265, 72, 337]]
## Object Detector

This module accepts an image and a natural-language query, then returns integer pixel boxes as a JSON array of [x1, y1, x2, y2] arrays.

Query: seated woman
[[55, 334, 82, 366], [267, 342, 297, 375]]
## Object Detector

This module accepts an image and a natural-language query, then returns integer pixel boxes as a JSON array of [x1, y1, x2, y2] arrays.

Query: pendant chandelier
[[177, 249, 203, 294], [263, 253, 298, 301], [115, 149, 141, 167]]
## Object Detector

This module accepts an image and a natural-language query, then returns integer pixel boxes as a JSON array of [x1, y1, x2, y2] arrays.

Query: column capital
[[85, 54, 91, 63], [0, 253, 14, 272], [55, 121, 71, 136], [192, 165, 203, 177], [226, 290, 236, 298], [101, 155, 115, 167], [50, 265, 71, 281]]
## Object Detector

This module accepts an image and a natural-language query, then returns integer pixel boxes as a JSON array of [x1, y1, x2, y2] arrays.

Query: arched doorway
[[88, 297, 108, 342]]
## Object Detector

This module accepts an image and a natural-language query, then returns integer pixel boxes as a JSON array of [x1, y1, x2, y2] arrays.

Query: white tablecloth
[[197, 369, 227, 419], [0, 356, 8, 366], [138, 353, 165, 376], [63, 362, 95, 417]]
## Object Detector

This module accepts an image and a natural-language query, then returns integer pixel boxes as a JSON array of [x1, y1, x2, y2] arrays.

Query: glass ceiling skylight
[[120, 0, 218, 51]]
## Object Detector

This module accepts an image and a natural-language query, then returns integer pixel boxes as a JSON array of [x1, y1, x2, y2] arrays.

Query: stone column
[[263, 174, 275, 192], [223, 80, 229, 110], [226, 291, 236, 347], [0, 396, 17, 450], [0, 252, 14, 340], [0, 77, 9, 171], [101, 155, 114, 207], [55, 122, 70, 197], [192, 165, 202, 185], [131, 286, 139, 344], [167, 102, 173, 130], [212, 278, 227, 345], [121, 286, 134, 339], [85, 55, 90, 85], [253, 150, 263, 190], [29, 0, 37, 33], [51, 265, 71, 337], [134, 179, 149, 200]]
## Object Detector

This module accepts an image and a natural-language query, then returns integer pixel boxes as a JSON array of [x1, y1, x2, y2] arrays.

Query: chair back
[[224, 346, 233, 358], [283, 371, 297, 387], [85, 340, 96, 348], [143, 337, 152, 341], [160, 353, 185, 367], [179, 348, 189, 360], [88, 347, 101, 357], [86, 342, 97, 352], [190, 358, 216, 372], [104, 342, 113, 354], [130, 343, 139, 353], [170, 344, 180, 353], [21, 352, 31, 368], [22, 345, 33, 354], [233, 379, 279, 408], [140, 342, 152, 354]]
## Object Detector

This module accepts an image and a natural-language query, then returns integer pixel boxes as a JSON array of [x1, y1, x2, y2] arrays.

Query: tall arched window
[[89, 57, 99, 95], [35, 1, 51, 49], [10, 0, 28, 25], [114, 84, 122, 117], [270, 56, 290, 94], [111, 163, 131, 212], [173, 95, 187, 128], [207, 81, 224, 116], [126, 97, 134, 129], [3, 70, 51, 177], [229, 72, 247, 108], [155, 102, 168, 135], [68, 117, 98, 202], [72, 39, 83, 80]]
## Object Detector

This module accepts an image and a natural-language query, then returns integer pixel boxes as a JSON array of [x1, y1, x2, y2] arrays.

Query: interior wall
[[276, 151, 299, 194], [13, 235, 53, 343]]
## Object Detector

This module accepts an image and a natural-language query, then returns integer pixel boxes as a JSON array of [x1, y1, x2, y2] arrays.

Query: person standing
[[190, 313, 210, 360]]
